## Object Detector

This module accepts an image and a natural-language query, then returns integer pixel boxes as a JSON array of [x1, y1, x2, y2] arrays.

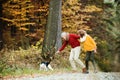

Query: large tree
[[0, 4, 3, 50], [0, 0, 8, 50], [42, 0, 62, 60]]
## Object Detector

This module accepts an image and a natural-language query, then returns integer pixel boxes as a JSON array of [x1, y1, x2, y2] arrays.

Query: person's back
[[68, 34, 80, 48], [82, 35, 96, 52]]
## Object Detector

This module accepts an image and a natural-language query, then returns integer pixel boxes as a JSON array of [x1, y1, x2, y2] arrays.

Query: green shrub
[[96, 40, 112, 72]]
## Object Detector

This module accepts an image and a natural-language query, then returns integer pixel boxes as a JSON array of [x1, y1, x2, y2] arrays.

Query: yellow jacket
[[81, 35, 96, 52]]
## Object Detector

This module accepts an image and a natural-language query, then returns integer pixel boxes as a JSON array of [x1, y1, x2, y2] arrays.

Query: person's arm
[[59, 41, 68, 52], [89, 35, 97, 53], [73, 34, 80, 39]]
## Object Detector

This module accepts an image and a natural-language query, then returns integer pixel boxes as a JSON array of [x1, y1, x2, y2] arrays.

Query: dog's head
[[41, 52, 55, 63]]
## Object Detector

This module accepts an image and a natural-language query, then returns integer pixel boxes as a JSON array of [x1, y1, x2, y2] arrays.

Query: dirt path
[[5, 72, 120, 80], [3, 62, 120, 80]]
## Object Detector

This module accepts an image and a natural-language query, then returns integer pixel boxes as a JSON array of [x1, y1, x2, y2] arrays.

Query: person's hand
[[55, 51, 60, 54], [94, 49, 97, 54]]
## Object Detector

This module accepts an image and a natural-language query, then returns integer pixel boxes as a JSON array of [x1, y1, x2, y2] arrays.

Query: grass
[[0, 67, 74, 79], [0, 47, 73, 78]]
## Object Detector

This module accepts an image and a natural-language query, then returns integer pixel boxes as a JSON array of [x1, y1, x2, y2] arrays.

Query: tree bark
[[0, 3, 3, 50], [42, 0, 62, 60], [0, 0, 9, 50]]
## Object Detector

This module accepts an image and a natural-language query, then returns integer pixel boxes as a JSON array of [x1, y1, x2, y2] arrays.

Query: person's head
[[77, 29, 86, 38], [61, 32, 68, 40]]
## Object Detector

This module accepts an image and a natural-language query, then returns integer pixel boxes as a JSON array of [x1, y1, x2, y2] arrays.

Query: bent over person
[[78, 30, 97, 73], [56, 32, 87, 73]]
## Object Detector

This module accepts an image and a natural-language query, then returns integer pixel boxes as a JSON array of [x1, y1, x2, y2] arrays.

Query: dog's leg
[[40, 63, 47, 71], [48, 64, 53, 71], [45, 66, 48, 71], [39, 63, 43, 70]]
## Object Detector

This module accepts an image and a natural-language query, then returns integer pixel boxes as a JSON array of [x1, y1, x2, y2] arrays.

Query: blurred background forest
[[0, 0, 120, 76]]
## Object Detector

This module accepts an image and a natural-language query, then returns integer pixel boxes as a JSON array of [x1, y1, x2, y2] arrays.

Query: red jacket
[[59, 34, 80, 51]]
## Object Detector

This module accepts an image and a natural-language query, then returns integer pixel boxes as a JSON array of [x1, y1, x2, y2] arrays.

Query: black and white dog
[[39, 61, 53, 71], [39, 51, 55, 71]]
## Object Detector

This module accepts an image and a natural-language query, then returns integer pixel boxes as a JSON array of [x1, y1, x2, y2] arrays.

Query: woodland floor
[[2, 63, 120, 80], [3, 71, 120, 80]]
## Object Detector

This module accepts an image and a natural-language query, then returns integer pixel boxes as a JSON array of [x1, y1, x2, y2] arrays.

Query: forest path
[[6, 72, 120, 80], [3, 59, 120, 80], [5, 63, 120, 80]]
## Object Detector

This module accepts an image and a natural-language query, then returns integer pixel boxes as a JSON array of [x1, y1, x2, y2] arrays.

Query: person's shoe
[[82, 68, 89, 74], [83, 71, 89, 74], [82, 68, 86, 73]]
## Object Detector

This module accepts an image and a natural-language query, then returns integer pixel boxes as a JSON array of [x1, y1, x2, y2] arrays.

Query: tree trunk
[[42, 0, 62, 60], [0, 3, 4, 50]]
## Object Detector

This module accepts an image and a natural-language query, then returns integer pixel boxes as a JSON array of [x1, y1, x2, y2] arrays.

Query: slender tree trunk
[[0, 3, 4, 50], [42, 0, 62, 60]]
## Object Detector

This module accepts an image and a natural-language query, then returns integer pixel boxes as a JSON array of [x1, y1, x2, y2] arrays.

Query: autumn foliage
[[0, 0, 120, 75]]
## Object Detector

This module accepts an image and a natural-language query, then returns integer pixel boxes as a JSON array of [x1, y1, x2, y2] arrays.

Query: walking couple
[[56, 29, 97, 73]]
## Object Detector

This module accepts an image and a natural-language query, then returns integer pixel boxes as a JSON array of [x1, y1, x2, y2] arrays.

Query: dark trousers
[[85, 51, 96, 71]]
